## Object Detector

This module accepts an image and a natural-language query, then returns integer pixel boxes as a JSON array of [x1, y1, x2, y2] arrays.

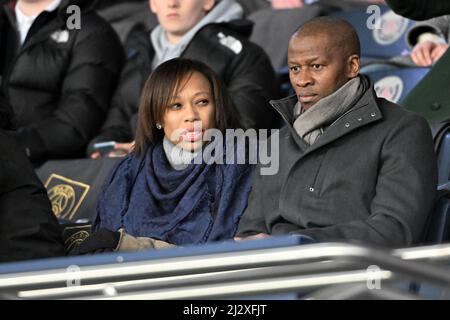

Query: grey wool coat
[[236, 85, 438, 248]]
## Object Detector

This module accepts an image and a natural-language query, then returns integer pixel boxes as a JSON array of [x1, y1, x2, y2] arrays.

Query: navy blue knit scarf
[[93, 142, 254, 246]]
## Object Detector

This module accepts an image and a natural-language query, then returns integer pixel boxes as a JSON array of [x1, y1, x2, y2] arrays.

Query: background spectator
[[74, 59, 254, 254], [88, 0, 279, 159]]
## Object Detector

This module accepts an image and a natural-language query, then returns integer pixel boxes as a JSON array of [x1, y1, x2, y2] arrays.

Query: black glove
[[69, 228, 121, 255]]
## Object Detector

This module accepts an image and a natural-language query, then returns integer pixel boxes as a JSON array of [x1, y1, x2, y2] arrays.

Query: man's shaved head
[[293, 16, 361, 58]]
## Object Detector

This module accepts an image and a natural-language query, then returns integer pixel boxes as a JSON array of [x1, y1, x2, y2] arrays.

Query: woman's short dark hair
[[134, 58, 241, 155]]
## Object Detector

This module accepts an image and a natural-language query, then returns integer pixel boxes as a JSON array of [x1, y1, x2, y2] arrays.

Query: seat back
[[422, 184, 450, 245]]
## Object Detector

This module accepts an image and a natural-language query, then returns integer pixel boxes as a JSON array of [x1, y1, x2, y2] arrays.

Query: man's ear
[[347, 55, 360, 78], [203, 0, 215, 12]]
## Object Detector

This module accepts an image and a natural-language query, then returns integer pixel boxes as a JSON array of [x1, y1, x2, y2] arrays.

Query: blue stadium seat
[[330, 5, 417, 63], [437, 132, 450, 186], [363, 67, 429, 104]]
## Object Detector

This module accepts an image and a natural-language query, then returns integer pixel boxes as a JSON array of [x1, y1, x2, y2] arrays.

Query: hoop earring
[[156, 123, 162, 130]]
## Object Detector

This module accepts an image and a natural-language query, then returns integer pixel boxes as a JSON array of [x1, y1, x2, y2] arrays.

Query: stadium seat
[[422, 184, 450, 245], [36, 157, 122, 222]]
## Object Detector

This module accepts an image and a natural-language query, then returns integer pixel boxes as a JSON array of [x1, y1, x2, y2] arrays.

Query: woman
[[74, 59, 254, 253]]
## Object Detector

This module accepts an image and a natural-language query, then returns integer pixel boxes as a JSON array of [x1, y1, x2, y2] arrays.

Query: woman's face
[[162, 71, 215, 151]]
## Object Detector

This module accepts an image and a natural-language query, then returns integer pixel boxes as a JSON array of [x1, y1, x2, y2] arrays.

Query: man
[[236, 17, 437, 248], [0, 0, 124, 164], [87, 0, 279, 158]]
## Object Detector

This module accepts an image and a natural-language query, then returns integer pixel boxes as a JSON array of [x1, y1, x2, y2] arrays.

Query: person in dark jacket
[[87, 0, 279, 159], [386, 0, 450, 21], [0, 95, 66, 263], [0, 0, 125, 164], [235, 17, 438, 248], [73, 59, 254, 254]]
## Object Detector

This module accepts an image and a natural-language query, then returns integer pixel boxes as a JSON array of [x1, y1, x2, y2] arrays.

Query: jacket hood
[[271, 74, 375, 127]]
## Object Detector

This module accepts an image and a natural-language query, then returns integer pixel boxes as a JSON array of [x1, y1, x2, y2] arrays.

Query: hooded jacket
[[236, 79, 437, 248], [0, 0, 125, 163]]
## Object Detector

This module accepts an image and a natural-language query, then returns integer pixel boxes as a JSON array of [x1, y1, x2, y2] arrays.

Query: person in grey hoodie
[[88, 0, 279, 158], [236, 17, 437, 248]]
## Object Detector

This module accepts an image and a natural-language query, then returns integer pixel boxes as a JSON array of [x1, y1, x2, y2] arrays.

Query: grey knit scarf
[[293, 76, 366, 145]]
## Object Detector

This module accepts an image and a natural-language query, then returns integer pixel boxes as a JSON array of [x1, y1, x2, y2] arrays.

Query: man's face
[[288, 33, 359, 110], [150, 0, 215, 43]]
